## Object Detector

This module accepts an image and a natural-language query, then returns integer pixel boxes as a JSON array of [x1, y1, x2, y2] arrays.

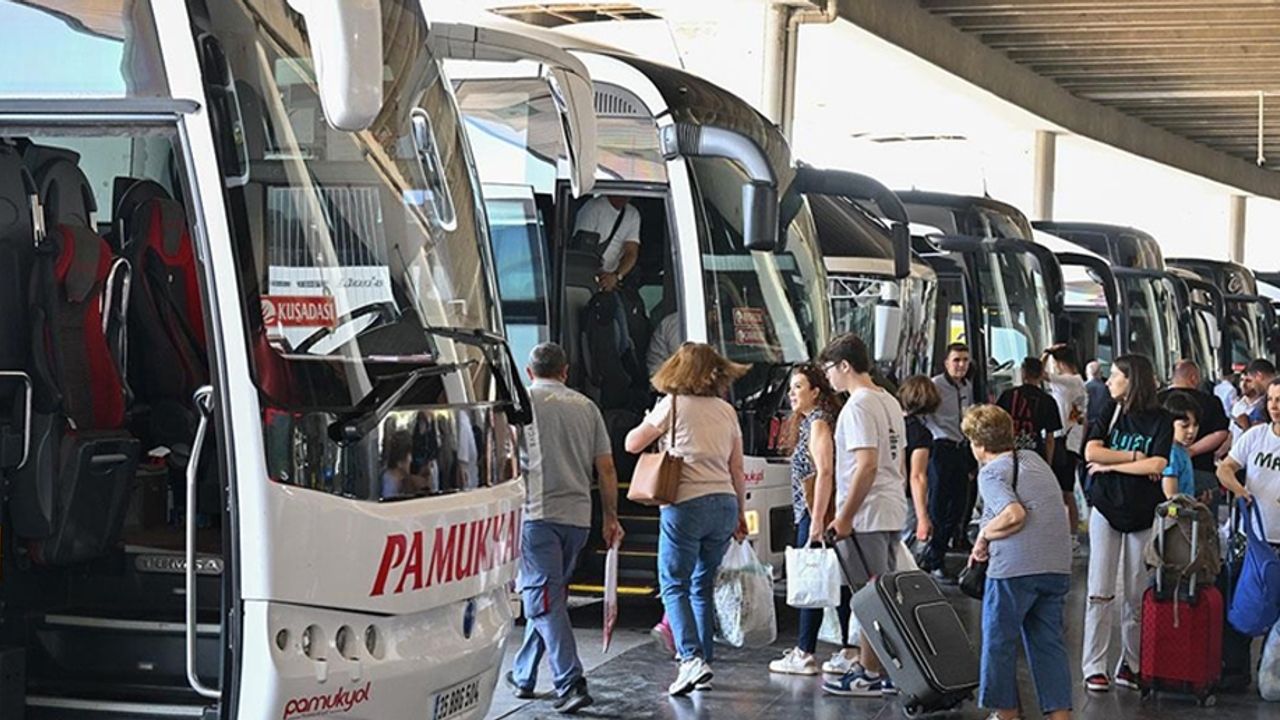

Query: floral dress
[[790, 409, 831, 525]]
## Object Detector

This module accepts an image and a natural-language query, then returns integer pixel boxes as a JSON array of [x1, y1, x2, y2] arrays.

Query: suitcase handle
[[872, 620, 904, 670]]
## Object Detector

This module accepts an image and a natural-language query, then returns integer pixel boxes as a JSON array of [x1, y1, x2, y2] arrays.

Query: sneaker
[[553, 679, 593, 715], [651, 619, 676, 658], [822, 650, 859, 675], [1115, 663, 1139, 691], [668, 657, 713, 697], [694, 677, 713, 691], [504, 670, 535, 700], [1084, 673, 1111, 692], [822, 664, 891, 697], [770, 648, 819, 675], [879, 676, 898, 696]]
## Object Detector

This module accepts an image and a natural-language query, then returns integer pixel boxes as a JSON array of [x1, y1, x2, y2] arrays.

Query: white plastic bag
[[818, 606, 844, 646], [713, 540, 777, 648], [1261, 620, 1280, 701], [785, 545, 842, 609]]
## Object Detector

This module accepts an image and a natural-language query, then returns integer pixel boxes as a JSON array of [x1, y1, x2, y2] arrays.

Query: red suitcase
[[1139, 508, 1222, 706]]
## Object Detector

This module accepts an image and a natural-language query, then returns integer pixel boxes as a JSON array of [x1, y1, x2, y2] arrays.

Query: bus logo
[[370, 510, 521, 597], [261, 295, 337, 328]]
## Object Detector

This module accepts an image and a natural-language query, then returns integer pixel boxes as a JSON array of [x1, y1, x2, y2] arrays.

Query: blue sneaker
[[879, 676, 898, 696], [821, 665, 891, 698]]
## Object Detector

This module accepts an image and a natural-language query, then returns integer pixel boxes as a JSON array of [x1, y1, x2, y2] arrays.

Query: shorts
[[1050, 442, 1080, 493], [841, 530, 899, 587]]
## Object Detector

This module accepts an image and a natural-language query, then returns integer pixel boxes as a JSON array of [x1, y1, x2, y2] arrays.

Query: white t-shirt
[[1231, 395, 1262, 442], [572, 196, 641, 273], [646, 313, 682, 376], [643, 394, 740, 505], [1229, 424, 1280, 544], [1046, 373, 1088, 454], [1216, 380, 1239, 418], [834, 387, 909, 533]]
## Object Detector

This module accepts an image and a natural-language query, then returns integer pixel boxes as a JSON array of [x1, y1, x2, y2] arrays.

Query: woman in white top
[[625, 343, 749, 697], [1043, 345, 1088, 550]]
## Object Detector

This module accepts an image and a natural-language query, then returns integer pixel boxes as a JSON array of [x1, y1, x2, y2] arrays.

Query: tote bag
[[627, 396, 683, 506]]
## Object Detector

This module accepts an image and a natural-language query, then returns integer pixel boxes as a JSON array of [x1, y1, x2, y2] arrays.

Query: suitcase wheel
[[902, 705, 922, 719], [1198, 694, 1217, 708]]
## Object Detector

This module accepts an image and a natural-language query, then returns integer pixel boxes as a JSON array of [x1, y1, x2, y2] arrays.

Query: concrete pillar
[[1033, 130, 1057, 222], [1228, 194, 1247, 263], [760, 5, 790, 127]]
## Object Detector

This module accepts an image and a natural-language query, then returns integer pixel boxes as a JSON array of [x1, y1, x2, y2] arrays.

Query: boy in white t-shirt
[[819, 333, 909, 698], [1218, 378, 1280, 545]]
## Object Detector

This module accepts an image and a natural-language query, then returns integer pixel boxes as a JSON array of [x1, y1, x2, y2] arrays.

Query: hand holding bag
[[959, 450, 1020, 600], [1227, 497, 1280, 637], [785, 541, 842, 609], [627, 396, 683, 506]]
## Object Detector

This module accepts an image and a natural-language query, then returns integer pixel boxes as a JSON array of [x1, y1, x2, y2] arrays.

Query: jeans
[[794, 511, 853, 654], [1081, 508, 1152, 677], [926, 441, 973, 561], [981, 573, 1073, 714], [512, 520, 590, 696], [658, 493, 739, 662]]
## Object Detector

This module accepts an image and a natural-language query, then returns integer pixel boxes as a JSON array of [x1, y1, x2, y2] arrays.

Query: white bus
[[0, 1, 541, 717], [452, 36, 830, 589]]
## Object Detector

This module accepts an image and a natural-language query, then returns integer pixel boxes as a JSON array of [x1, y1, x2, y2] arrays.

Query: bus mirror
[[892, 223, 911, 280], [287, 0, 383, 132], [743, 181, 778, 252], [874, 303, 903, 364]]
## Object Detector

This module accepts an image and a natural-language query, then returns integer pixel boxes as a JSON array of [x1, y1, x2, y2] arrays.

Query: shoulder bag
[[627, 396, 683, 506]]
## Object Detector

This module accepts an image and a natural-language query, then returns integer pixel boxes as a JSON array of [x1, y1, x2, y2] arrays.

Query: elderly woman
[[962, 405, 1073, 720]]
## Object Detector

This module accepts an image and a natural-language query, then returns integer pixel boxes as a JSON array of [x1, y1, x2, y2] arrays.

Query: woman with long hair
[[768, 364, 857, 676], [625, 343, 750, 696], [899, 375, 941, 545], [1080, 354, 1171, 693]]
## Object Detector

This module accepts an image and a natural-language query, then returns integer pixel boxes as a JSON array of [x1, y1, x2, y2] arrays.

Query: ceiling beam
[[920, 0, 1280, 11], [839, 0, 1280, 197]]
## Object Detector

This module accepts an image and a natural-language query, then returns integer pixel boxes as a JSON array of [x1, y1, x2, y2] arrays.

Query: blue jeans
[[512, 520, 590, 696], [981, 573, 1073, 714], [794, 511, 853, 654], [658, 493, 739, 662]]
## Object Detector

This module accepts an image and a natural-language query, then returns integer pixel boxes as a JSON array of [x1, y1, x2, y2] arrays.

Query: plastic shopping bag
[[818, 606, 843, 646], [713, 540, 777, 648], [603, 542, 619, 652], [1261, 621, 1280, 702], [785, 545, 841, 609]]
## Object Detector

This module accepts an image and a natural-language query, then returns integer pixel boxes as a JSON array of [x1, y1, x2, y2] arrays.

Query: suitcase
[[1218, 504, 1254, 691], [831, 532, 978, 716], [1139, 509, 1222, 706]]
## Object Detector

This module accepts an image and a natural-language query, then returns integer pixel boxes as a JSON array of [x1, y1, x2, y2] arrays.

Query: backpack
[[1228, 498, 1280, 637], [1142, 495, 1221, 594]]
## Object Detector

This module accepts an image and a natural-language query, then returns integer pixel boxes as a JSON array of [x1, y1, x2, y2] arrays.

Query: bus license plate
[[432, 676, 481, 720]]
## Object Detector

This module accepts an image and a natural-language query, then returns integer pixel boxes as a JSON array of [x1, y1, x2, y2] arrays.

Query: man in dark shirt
[[996, 357, 1063, 462], [1157, 360, 1230, 502], [1085, 360, 1110, 429]]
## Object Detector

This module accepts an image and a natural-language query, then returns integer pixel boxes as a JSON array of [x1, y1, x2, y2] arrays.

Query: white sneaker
[[668, 657, 713, 697], [769, 648, 819, 675], [822, 650, 858, 675]]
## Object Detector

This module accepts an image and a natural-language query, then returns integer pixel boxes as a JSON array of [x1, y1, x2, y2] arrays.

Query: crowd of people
[[494, 331, 1280, 717]]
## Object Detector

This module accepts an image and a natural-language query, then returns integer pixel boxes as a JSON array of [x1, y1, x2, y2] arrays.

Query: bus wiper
[[421, 324, 534, 425], [421, 324, 508, 349], [327, 361, 476, 445]]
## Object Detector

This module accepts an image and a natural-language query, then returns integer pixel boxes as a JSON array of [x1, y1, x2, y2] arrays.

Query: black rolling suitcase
[[829, 532, 978, 717], [1218, 503, 1255, 692]]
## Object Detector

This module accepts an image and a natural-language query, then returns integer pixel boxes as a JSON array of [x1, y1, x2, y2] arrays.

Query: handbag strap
[[668, 395, 678, 448]]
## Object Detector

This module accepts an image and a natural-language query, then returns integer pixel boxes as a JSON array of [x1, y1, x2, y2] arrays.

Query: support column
[[1033, 130, 1057, 222], [760, 5, 790, 127], [1228, 194, 1247, 263]]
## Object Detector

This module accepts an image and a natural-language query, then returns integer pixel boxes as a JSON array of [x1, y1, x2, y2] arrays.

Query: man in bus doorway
[[508, 343, 625, 713], [922, 343, 976, 581], [573, 195, 641, 291]]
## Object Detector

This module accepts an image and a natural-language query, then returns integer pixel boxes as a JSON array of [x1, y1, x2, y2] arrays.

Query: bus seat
[[22, 143, 97, 229], [580, 291, 647, 412], [117, 180, 208, 423], [9, 222, 139, 566]]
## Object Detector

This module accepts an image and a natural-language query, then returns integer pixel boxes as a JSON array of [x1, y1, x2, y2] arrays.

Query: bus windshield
[[203, 0, 498, 410], [689, 156, 824, 373], [1227, 298, 1267, 367], [975, 248, 1054, 400], [1117, 273, 1181, 383], [830, 274, 936, 383]]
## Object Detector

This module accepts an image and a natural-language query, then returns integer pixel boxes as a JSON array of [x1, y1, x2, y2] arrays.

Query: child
[[1161, 391, 1199, 499]]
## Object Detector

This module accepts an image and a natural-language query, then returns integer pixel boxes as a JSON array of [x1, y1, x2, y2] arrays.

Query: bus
[[896, 192, 1061, 402], [1168, 258, 1277, 368], [1036, 222, 1208, 385], [1033, 230, 1120, 378], [0, 2, 535, 717], [799, 168, 935, 386], [453, 38, 829, 588]]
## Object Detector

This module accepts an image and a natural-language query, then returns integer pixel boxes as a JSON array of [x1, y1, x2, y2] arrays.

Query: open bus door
[[1054, 252, 1119, 374]]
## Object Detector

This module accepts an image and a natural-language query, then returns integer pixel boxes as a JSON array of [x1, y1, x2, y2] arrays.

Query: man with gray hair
[[507, 342, 623, 713], [1085, 360, 1110, 429]]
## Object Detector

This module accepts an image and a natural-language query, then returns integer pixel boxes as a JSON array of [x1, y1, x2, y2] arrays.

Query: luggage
[[1218, 503, 1254, 692], [834, 532, 978, 716], [1142, 495, 1221, 590], [1227, 498, 1280, 637], [1139, 505, 1222, 705]]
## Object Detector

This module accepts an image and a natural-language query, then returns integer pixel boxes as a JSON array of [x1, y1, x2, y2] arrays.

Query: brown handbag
[[802, 473, 836, 527], [627, 396, 683, 506]]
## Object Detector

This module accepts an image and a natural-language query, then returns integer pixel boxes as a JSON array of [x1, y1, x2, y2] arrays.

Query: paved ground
[[486, 557, 1277, 720]]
